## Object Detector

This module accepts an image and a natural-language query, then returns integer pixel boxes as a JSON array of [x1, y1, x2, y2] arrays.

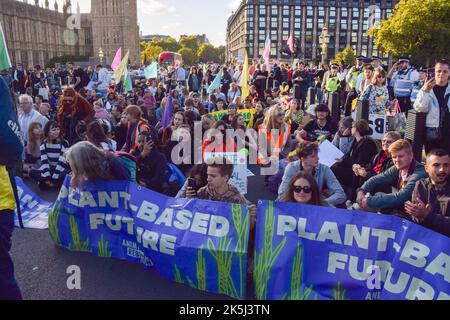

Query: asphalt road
[[10, 165, 276, 300]]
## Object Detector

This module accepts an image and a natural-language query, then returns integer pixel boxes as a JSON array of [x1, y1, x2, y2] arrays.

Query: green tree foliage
[[179, 36, 199, 52], [368, 0, 450, 66], [333, 47, 357, 66], [178, 48, 197, 66], [198, 44, 219, 63], [141, 45, 163, 64], [148, 37, 181, 52], [216, 46, 226, 64]]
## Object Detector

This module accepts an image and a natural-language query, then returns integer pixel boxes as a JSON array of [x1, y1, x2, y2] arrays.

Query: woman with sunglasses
[[280, 172, 328, 206], [361, 69, 390, 114]]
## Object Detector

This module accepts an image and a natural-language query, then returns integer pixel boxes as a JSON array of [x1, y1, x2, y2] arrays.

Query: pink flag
[[111, 47, 122, 71], [262, 35, 271, 62], [287, 32, 294, 53]]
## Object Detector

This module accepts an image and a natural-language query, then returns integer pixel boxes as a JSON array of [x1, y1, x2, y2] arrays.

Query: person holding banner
[[406, 149, 450, 237], [65, 141, 131, 189], [280, 172, 328, 206], [356, 139, 428, 216]]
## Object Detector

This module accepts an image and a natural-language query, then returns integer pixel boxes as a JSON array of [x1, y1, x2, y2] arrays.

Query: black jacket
[[412, 179, 450, 237], [365, 150, 394, 180], [341, 137, 379, 169], [132, 148, 169, 194]]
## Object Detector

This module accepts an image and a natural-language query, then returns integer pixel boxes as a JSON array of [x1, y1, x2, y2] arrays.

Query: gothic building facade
[[0, 0, 140, 67]]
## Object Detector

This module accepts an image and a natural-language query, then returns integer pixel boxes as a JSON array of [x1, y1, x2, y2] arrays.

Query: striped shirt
[[38, 140, 69, 181]]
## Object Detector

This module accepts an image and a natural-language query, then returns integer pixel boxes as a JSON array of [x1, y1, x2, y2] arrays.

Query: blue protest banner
[[49, 177, 250, 299], [254, 200, 450, 300], [14, 177, 53, 229]]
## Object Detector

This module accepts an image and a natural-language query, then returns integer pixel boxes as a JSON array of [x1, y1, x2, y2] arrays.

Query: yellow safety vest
[[326, 76, 340, 92], [0, 165, 15, 211]]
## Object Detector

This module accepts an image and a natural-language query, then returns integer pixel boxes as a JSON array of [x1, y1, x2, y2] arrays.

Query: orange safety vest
[[128, 120, 151, 151], [257, 123, 291, 166]]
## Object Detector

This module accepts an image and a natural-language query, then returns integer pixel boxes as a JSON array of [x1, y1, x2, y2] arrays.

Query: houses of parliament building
[[0, 0, 140, 67]]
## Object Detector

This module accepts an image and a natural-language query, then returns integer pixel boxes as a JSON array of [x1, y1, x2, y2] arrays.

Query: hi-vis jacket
[[391, 67, 419, 98], [257, 123, 291, 166]]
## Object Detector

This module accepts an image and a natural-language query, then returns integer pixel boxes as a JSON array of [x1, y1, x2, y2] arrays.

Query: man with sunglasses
[[278, 141, 346, 207]]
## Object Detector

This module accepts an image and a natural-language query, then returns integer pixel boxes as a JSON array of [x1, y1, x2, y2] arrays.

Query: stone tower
[[91, 0, 140, 66]]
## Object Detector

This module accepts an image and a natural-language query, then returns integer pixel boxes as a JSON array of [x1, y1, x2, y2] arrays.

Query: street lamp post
[[98, 48, 104, 65], [319, 26, 330, 65]]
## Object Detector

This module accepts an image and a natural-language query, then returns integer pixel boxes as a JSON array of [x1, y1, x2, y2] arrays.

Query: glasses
[[293, 186, 312, 194], [377, 76, 386, 79], [382, 139, 394, 144], [277, 113, 285, 117]]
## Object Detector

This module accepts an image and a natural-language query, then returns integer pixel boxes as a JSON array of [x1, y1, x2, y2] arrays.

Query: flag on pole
[[0, 24, 12, 72], [144, 62, 158, 79], [207, 68, 223, 94], [123, 68, 132, 92], [208, 68, 223, 94], [161, 87, 173, 129], [111, 47, 122, 71], [113, 50, 129, 84], [287, 32, 294, 54], [262, 35, 271, 62], [240, 52, 250, 101]]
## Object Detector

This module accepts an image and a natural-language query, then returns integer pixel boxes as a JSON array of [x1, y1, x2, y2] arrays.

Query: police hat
[[372, 56, 382, 61], [397, 56, 410, 63], [357, 56, 365, 61], [363, 58, 373, 65], [417, 66, 427, 73], [330, 63, 339, 69]]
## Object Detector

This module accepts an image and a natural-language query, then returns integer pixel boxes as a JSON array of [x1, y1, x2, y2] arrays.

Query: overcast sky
[[48, 0, 242, 46]]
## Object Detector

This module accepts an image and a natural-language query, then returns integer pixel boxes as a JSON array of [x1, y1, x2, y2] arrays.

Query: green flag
[[0, 24, 12, 72], [144, 62, 158, 79], [124, 68, 132, 92]]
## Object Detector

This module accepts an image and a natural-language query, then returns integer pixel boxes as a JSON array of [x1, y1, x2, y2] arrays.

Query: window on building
[[307, 6, 313, 16], [295, 8, 301, 16], [341, 8, 348, 18], [271, 5, 278, 15], [318, 8, 325, 17], [259, 5, 266, 16], [283, 6, 290, 16], [307, 18, 313, 29]]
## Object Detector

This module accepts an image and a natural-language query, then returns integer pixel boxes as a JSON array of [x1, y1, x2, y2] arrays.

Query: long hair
[[208, 120, 228, 144], [43, 120, 64, 144], [263, 104, 286, 132], [280, 172, 325, 206], [86, 121, 110, 148], [27, 122, 43, 156], [65, 141, 116, 188]]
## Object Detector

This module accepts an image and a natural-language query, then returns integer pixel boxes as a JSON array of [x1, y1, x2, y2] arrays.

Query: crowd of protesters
[[0, 55, 449, 300]]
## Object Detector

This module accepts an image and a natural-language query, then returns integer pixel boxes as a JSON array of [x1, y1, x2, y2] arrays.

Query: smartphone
[[427, 68, 435, 80], [187, 178, 198, 192]]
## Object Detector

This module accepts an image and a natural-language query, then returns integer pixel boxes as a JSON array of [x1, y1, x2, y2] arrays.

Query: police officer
[[322, 63, 341, 103], [410, 67, 428, 105], [371, 56, 384, 72], [344, 56, 365, 116], [388, 56, 419, 114]]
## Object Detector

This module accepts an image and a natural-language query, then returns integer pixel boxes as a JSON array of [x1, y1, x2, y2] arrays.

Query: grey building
[[226, 0, 397, 63]]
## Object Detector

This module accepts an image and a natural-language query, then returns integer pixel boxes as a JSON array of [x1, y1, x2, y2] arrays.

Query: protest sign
[[203, 152, 248, 195], [352, 112, 388, 140], [14, 177, 52, 229], [49, 177, 250, 299], [210, 109, 256, 128], [254, 200, 450, 300], [318, 140, 344, 168]]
